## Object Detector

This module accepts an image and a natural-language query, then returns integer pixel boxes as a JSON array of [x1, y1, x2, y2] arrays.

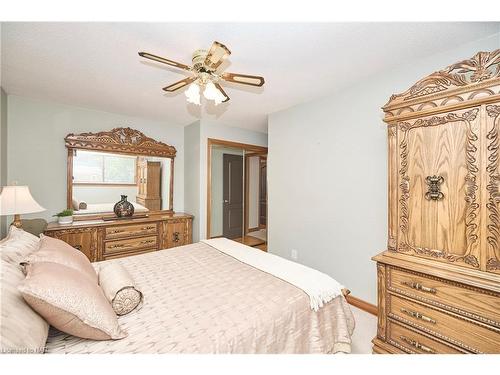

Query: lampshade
[[0, 186, 45, 215], [185, 82, 201, 105], [203, 81, 225, 105]]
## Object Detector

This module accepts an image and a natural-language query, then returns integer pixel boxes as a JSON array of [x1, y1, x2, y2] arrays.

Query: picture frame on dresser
[[372, 49, 500, 354]]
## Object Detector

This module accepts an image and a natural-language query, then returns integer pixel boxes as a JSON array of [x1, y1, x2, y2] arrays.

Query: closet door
[[396, 107, 482, 269], [485, 104, 500, 274]]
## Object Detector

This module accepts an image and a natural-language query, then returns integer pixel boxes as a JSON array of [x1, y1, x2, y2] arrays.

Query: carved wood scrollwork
[[65, 127, 177, 157], [398, 109, 480, 268], [385, 49, 500, 107], [486, 105, 500, 271]]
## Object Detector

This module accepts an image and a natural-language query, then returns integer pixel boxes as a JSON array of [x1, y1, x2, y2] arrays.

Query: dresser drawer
[[105, 223, 158, 240], [102, 248, 156, 261], [387, 320, 464, 354], [104, 236, 157, 256], [388, 267, 500, 328], [388, 294, 500, 353]]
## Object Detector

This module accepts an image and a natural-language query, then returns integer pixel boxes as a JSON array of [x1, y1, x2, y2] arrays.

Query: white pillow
[[0, 226, 41, 266]]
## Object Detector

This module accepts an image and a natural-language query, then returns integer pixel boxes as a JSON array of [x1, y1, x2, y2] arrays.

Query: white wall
[[0, 88, 7, 238], [183, 121, 201, 242], [247, 156, 260, 230], [268, 33, 500, 305], [6, 95, 185, 224]]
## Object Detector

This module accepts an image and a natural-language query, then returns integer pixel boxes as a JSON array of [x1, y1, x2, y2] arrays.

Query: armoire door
[[485, 103, 500, 274], [396, 107, 482, 269]]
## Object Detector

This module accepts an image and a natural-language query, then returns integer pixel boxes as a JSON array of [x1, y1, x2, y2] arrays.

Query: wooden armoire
[[373, 49, 500, 354], [136, 158, 162, 211]]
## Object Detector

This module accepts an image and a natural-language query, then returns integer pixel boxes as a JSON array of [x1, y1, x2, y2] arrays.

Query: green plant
[[53, 209, 74, 217]]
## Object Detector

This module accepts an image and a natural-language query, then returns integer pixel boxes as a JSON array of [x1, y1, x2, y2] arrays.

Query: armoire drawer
[[104, 236, 158, 256], [388, 294, 500, 354], [388, 267, 500, 328], [387, 321, 465, 354], [105, 223, 158, 240]]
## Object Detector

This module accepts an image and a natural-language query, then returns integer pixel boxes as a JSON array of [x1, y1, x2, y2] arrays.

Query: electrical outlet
[[291, 249, 298, 261]]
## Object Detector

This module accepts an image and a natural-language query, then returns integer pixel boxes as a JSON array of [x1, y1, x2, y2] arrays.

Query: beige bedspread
[[45, 242, 355, 354]]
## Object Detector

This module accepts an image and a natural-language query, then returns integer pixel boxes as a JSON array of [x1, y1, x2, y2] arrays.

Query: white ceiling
[[2, 22, 499, 133]]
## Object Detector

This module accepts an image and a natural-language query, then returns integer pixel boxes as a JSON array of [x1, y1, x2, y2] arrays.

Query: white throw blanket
[[202, 238, 345, 311]]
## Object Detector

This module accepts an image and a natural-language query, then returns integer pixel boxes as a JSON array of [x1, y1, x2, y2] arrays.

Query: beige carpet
[[349, 305, 377, 354]]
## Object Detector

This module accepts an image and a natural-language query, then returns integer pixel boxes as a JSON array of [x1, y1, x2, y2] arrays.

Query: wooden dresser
[[373, 49, 500, 354], [45, 213, 193, 262], [136, 158, 162, 211]]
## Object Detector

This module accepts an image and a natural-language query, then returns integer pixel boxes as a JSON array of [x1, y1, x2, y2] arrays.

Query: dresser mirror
[[66, 127, 176, 219]]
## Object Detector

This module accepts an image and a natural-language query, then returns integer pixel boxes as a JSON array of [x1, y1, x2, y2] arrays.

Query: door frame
[[207, 138, 268, 239]]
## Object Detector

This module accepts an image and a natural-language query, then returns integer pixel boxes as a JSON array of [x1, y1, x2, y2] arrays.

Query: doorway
[[207, 139, 268, 250]]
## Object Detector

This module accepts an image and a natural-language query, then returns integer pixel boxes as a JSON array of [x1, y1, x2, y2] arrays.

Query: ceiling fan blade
[[214, 83, 230, 103], [221, 72, 265, 87], [138, 52, 191, 71], [204, 41, 231, 70], [162, 77, 197, 92]]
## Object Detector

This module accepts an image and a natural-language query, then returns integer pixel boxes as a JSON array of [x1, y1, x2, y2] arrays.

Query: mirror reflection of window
[[73, 151, 136, 184]]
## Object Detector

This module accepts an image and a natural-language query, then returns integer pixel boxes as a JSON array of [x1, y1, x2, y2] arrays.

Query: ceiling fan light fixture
[[139, 40, 264, 105], [203, 81, 226, 106], [185, 82, 201, 105]]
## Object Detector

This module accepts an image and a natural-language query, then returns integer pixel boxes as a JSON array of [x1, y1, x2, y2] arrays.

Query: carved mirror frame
[[65, 127, 176, 214]]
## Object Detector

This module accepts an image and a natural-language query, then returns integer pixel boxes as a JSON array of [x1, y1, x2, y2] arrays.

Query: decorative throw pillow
[[19, 262, 127, 340], [0, 258, 49, 354], [98, 263, 143, 316], [0, 226, 41, 266], [23, 235, 97, 283]]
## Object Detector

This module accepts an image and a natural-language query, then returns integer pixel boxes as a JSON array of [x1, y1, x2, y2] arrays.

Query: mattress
[[73, 202, 149, 216], [45, 242, 355, 354]]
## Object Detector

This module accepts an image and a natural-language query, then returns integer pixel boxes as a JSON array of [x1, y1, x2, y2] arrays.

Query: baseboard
[[345, 294, 378, 316]]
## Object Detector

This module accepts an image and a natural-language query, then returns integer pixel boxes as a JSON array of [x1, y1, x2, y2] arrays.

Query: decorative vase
[[58, 215, 73, 225], [113, 195, 135, 217]]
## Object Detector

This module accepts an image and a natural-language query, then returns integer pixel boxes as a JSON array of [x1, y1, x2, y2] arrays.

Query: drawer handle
[[141, 226, 156, 231], [402, 281, 437, 294], [140, 240, 155, 245], [401, 308, 437, 324], [109, 229, 125, 234], [400, 335, 435, 354], [109, 244, 126, 249], [173, 231, 180, 243]]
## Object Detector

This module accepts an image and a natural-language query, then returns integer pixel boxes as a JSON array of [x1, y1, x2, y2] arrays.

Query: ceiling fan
[[139, 41, 265, 105]]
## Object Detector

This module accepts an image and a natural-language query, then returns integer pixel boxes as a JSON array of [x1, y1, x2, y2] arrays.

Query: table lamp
[[0, 185, 45, 228]]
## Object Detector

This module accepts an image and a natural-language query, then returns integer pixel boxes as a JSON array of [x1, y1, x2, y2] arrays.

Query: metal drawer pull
[[402, 281, 437, 294], [401, 308, 436, 324], [109, 244, 126, 249], [141, 226, 156, 231], [173, 232, 180, 243], [140, 240, 155, 245], [400, 336, 435, 353]]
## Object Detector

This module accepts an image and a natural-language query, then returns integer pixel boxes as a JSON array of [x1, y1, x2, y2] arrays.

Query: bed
[[43, 240, 355, 354]]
